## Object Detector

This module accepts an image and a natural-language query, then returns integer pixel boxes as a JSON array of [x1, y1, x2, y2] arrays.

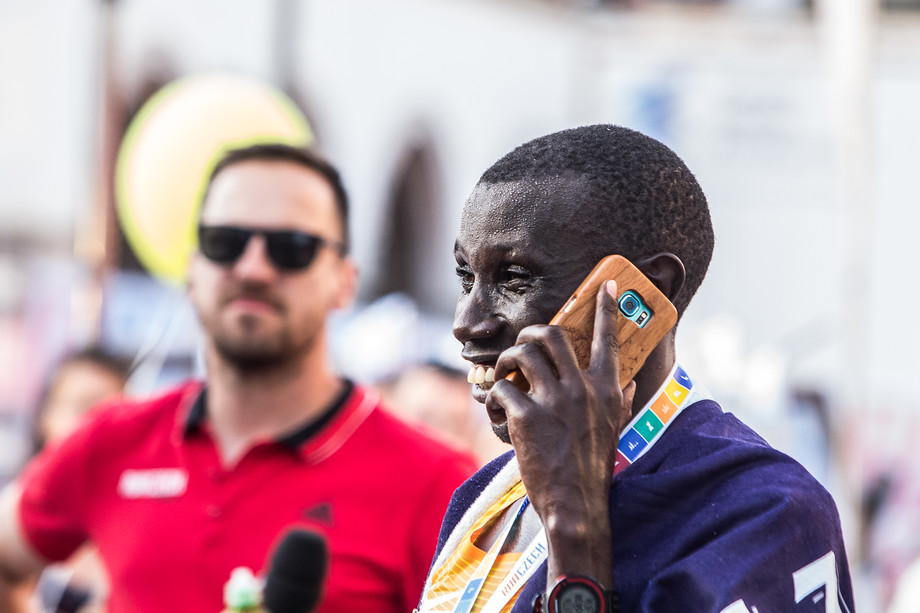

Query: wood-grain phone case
[[508, 254, 677, 391]]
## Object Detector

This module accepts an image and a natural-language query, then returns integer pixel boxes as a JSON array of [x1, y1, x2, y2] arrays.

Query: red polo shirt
[[18, 380, 477, 613]]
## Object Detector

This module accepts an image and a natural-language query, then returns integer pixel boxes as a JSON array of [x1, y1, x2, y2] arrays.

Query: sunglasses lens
[[267, 232, 321, 270], [198, 226, 329, 271], [198, 226, 250, 263]]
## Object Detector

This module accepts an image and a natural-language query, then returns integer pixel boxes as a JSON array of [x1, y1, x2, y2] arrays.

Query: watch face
[[555, 583, 602, 613]]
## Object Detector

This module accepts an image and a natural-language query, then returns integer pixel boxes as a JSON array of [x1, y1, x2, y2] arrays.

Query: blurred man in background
[[12, 346, 131, 613], [386, 361, 509, 466], [0, 143, 477, 613], [32, 346, 131, 453]]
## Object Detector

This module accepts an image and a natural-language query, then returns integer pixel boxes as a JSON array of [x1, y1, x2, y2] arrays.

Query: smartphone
[[507, 254, 677, 391]]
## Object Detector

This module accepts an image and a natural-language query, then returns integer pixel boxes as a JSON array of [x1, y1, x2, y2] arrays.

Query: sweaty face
[[452, 178, 602, 442], [188, 160, 354, 371]]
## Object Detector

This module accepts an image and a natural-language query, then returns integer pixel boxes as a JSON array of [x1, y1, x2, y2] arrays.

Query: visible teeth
[[467, 365, 496, 388]]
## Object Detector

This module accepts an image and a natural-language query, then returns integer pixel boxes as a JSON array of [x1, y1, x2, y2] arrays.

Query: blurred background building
[[2, 0, 919, 610]]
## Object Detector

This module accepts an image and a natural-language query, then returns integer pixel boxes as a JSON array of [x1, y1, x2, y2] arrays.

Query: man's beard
[[214, 338, 292, 372], [211, 319, 312, 373]]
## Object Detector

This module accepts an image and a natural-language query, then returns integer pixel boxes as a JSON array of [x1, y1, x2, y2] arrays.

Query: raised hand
[[487, 280, 635, 586]]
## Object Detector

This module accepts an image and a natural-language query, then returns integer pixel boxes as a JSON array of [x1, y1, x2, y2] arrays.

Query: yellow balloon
[[115, 73, 313, 283]]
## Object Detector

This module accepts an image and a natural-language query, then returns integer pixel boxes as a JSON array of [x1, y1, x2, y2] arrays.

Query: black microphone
[[263, 529, 329, 613]]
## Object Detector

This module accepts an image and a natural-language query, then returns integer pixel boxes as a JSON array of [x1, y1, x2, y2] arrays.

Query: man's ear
[[334, 258, 359, 310], [184, 252, 201, 296], [635, 252, 685, 306]]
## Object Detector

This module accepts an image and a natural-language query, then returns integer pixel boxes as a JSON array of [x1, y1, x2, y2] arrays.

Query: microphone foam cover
[[263, 528, 329, 613]]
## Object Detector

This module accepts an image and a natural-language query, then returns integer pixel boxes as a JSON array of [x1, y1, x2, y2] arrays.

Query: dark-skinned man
[[417, 125, 855, 613]]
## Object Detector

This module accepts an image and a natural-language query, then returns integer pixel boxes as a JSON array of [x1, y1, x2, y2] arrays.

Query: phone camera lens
[[619, 294, 640, 317]]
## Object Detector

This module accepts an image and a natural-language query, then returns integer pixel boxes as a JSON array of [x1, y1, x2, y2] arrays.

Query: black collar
[[184, 380, 354, 450]]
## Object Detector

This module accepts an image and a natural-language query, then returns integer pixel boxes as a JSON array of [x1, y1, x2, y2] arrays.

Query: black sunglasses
[[197, 225, 347, 271]]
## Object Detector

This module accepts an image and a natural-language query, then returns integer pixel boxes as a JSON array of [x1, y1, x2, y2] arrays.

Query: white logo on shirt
[[118, 469, 188, 499]]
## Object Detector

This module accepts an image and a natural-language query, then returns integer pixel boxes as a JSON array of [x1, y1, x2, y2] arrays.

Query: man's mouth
[[466, 364, 496, 390], [466, 363, 508, 427], [224, 290, 283, 312]]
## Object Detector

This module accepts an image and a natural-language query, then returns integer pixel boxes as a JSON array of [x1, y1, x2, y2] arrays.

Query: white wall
[[293, 2, 920, 417], [0, 0, 99, 243], [7, 0, 920, 416]]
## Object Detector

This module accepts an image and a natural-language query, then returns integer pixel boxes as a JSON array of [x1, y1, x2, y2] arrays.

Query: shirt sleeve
[[17, 413, 103, 562]]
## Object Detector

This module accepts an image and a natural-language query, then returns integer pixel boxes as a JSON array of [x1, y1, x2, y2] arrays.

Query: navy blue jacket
[[428, 400, 856, 613]]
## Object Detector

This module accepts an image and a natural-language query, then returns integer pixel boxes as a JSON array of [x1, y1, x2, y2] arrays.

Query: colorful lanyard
[[613, 363, 705, 476], [451, 496, 532, 613], [479, 525, 547, 613], [433, 363, 704, 613]]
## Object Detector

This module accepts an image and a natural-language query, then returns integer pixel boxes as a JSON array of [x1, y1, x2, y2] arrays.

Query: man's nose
[[452, 289, 500, 343], [232, 235, 278, 281]]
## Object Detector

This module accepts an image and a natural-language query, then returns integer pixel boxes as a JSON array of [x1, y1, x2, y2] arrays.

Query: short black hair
[[61, 346, 133, 381], [202, 143, 350, 248], [479, 124, 714, 316]]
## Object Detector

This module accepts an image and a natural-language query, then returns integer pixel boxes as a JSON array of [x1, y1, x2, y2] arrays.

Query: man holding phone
[[418, 125, 855, 612]]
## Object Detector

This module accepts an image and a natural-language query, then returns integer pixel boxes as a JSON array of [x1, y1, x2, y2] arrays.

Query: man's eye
[[506, 268, 530, 280], [455, 266, 474, 291], [502, 266, 533, 291]]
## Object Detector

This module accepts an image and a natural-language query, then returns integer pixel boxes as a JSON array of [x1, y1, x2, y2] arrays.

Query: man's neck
[[630, 331, 677, 416], [202, 344, 345, 467]]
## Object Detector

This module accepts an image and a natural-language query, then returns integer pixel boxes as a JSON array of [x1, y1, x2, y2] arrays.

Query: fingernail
[[605, 280, 617, 299]]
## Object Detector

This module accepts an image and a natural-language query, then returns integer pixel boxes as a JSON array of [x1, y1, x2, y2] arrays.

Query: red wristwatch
[[532, 575, 619, 613]]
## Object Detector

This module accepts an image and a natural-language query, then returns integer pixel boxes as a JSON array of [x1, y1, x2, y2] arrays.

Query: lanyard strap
[[451, 496, 531, 613], [479, 528, 548, 613], [434, 364, 705, 613], [613, 363, 707, 476]]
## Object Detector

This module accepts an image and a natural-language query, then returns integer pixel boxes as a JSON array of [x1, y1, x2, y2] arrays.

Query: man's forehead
[[200, 160, 340, 231], [205, 160, 327, 202], [463, 174, 591, 217], [458, 178, 600, 251]]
